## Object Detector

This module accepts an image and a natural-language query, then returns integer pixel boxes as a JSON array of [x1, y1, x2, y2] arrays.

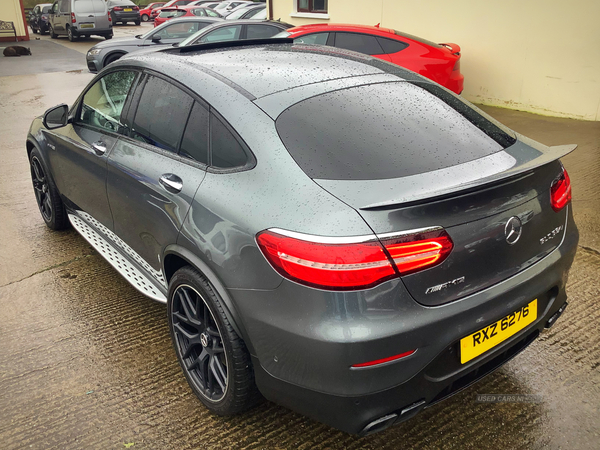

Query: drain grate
[[69, 214, 167, 303]]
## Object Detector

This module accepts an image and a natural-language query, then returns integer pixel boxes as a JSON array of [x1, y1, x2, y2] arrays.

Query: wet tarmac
[[1, 28, 599, 449]]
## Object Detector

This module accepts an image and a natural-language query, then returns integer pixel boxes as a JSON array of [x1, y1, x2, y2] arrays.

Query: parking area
[[1, 24, 600, 450]]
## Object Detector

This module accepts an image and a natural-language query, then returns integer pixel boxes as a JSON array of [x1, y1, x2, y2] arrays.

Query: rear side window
[[131, 76, 193, 152], [376, 37, 408, 54], [334, 32, 384, 55], [294, 32, 328, 45], [159, 9, 186, 18], [179, 102, 209, 165], [210, 114, 248, 169], [246, 24, 281, 39], [276, 82, 514, 180]]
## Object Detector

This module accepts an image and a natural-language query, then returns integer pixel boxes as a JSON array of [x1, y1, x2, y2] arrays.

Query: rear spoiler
[[440, 42, 460, 55], [357, 139, 576, 210]]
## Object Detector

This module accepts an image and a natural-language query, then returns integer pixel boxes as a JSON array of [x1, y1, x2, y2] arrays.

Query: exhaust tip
[[546, 302, 568, 328], [359, 413, 398, 436]]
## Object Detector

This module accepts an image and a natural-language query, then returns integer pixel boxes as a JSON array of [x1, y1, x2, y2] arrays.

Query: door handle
[[159, 173, 183, 193], [92, 140, 107, 155]]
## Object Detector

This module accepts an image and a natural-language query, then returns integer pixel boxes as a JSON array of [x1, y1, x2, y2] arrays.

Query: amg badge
[[425, 276, 465, 295]]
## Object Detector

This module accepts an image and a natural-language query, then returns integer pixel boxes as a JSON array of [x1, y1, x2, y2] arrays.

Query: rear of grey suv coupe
[[27, 41, 578, 435]]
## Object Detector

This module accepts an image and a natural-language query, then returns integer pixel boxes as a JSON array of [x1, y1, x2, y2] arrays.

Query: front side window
[[79, 70, 138, 132], [191, 8, 206, 16], [297, 0, 327, 13], [130, 76, 193, 152], [152, 21, 204, 39]]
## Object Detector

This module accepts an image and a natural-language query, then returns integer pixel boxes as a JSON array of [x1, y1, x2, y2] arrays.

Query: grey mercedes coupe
[[27, 38, 578, 435]]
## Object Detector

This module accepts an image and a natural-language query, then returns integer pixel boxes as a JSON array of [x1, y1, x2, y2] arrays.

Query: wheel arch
[[102, 51, 127, 68], [163, 245, 254, 354]]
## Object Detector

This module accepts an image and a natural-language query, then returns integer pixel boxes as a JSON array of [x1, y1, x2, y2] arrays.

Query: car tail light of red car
[[256, 228, 453, 290], [551, 167, 572, 212]]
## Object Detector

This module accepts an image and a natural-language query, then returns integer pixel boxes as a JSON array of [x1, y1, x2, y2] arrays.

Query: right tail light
[[550, 167, 572, 212], [256, 228, 453, 291]]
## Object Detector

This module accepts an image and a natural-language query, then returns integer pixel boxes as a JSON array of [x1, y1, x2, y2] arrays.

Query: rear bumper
[[232, 207, 578, 434], [112, 12, 141, 21]]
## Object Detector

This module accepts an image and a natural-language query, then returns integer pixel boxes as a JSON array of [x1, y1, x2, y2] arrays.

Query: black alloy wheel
[[67, 26, 76, 41], [29, 149, 68, 230], [168, 266, 260, 414]]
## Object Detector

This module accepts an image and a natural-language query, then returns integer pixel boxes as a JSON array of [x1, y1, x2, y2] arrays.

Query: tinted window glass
[[159, 9, 186, 18], [79, 70, 137, 132], [376, 37, 408, 54], [131, 77, 193, 152], [153, 21, 205, 39], [210, 114, 247, 168], [59, 0, 69, 13], [42, 5, 52, 13], [334, 32, 383, 55], [200, 25, 241, 43], [180, 102, 209, 164], [205, 8, 220, 17], [294, 32, 328, 45], [246, 7, 266, 19], [276, 82, 510, 180], [246, 24, 281, 39], [394, 30, 442, 48]]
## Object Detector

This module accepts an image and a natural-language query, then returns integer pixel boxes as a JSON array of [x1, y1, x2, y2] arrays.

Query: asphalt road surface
[[1, 24, 599, 449]]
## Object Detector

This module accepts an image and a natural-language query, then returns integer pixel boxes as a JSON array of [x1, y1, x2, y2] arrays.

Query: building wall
[[1, 0, 29, 42], [270, 0, 600, 121]]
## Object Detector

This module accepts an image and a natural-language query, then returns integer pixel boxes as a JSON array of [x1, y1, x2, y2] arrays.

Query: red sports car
[[139, 2, 165, 22], [280, 24, 464, 94], [154, 5, 222, 27]]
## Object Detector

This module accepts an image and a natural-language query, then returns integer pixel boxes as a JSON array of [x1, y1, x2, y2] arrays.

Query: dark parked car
[[27, 40, 578, 435], [28, 3, 53, 34], [86, 17, 223, 72], [177, 19, 292, 45], [107, 0, 141, 25]]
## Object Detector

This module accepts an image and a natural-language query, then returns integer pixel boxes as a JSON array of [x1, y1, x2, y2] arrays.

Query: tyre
[[168, 266, 260, 415], [29, 148, 69, 231], [135, 20, 141, 26], [103, 52, 124, 67], [141, 14, 149, 22], [40, 27, 47, 35], [105, 33, 113, 40], [67, 26, 77, 41], [32, 26, 38, 34], [49, 25, 57, 39]]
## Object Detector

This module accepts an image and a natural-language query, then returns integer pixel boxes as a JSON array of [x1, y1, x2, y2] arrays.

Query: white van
[[49, 0, 113, 41]]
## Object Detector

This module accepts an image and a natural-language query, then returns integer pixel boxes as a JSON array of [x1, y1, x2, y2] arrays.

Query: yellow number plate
[[80, 23, 94, 28], [124, 8, 132, 11], [460, 299, 537, 364]]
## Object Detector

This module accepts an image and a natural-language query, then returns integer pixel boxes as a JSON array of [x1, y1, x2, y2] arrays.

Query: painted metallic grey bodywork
[[27, 42, 579, 434]]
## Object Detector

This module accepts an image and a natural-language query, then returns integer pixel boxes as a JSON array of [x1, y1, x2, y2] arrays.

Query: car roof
[[120, 41, 424, 106], [288, 23, 396, 35]]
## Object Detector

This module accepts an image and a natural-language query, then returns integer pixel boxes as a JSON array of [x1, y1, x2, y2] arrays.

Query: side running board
[[68, 213, 167, 303]]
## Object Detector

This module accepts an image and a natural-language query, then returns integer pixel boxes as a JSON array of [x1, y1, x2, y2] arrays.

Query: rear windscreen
[[75, 0, 96, 13], [276, 82, 516, 180]]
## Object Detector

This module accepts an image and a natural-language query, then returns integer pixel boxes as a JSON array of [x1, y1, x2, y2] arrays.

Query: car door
[[332, 32, 391, 61], [44, 69, 140, 230], [106, 74, 207, 278], [55, 0, 70, 33], [49, 2, 59, 31]]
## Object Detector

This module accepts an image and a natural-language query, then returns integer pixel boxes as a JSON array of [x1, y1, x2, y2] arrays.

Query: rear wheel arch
[[163, 246, 253, 354]]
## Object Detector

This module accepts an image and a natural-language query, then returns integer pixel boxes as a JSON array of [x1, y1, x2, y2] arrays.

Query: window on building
[[297, 0, 327, 13]]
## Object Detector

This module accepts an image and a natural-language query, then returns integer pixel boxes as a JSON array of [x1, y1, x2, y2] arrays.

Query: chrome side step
[[69, 214, 167, 303]]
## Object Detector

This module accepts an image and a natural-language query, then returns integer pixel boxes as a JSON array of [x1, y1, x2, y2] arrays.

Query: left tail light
[[550, 167, 572, 212], [71, 12, 76, 23], [256, 228, 453, 291]]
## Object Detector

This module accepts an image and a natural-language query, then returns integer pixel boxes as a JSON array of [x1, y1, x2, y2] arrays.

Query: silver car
[[48, 0, 112, 41], [86, 16, 223, 72]]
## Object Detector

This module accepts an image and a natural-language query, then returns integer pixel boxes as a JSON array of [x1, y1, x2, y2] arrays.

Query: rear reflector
[[550, 167, 572, 212], [256, 228, 453, 290], [352, 349, 416, 368]]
